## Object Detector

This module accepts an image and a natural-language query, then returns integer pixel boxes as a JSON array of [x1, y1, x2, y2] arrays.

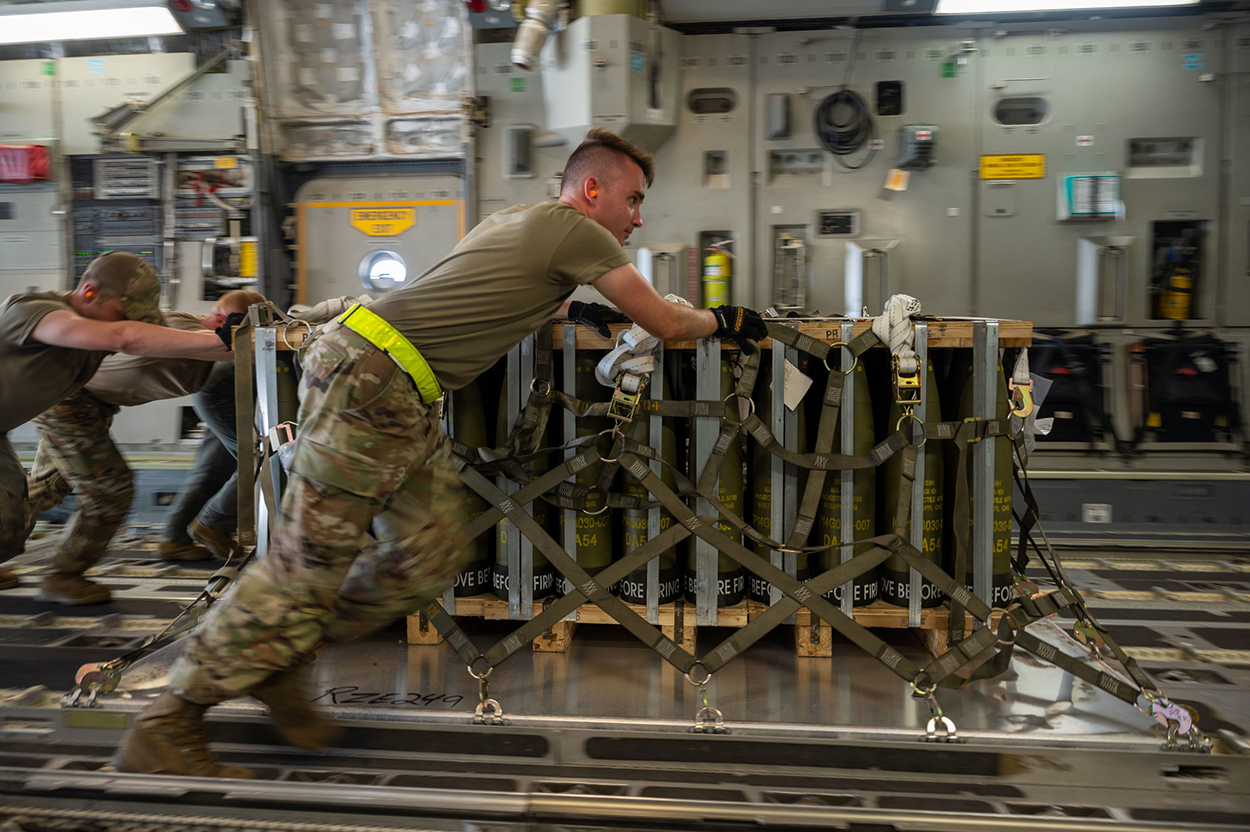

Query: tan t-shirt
[[368, 202, 631, 391], [85, 312, 218, 407], [0, 292, 111, 432]]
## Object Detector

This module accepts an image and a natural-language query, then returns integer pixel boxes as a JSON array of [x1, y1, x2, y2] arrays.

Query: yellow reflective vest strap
[[337, 304, 444, 404]]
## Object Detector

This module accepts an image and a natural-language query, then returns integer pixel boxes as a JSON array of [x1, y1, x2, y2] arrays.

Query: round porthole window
[[359, 250, 407, 292]]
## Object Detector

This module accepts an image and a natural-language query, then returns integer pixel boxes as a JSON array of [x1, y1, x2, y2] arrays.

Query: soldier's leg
[[26, 438, 74, 518], [169, 327, 431, 704], [32, 394, 132, 580], [193, 362, 241, 537], [324, 420, 471, 643], [161, 431, 234, 552], [0, 434, 31, 587]]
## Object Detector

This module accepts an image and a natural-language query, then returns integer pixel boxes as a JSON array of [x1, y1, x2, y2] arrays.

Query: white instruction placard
[[783, 359, 813, 411]]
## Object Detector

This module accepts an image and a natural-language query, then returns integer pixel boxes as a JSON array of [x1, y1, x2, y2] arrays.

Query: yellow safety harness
[[337, 304, 443, 404]]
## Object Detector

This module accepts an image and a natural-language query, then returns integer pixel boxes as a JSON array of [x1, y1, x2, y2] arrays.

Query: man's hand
[[711, 305, 768, 353], [568, 300, 631, 338], [216, 312, 246, 348]]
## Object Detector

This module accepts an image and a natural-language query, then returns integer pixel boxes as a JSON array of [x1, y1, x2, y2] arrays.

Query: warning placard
[[350, 208, 416, 237], [979, 154, 1046, 180]]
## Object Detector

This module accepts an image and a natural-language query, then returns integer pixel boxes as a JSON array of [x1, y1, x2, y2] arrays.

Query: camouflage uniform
[[29, 391, 133, 575], [169, 324, 471, 703], [0, 435, 37, 563]]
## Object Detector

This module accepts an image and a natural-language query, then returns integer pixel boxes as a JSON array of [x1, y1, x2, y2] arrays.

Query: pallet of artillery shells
[[406, 596, 982, 658]]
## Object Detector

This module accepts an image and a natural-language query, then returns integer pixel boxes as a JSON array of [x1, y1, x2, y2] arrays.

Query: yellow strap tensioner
[[337, 304, 443, 405]]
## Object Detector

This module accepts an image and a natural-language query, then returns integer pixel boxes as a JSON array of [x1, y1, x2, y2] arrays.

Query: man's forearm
[[639, 305, 718, 342], [119, 323, 228, 358]]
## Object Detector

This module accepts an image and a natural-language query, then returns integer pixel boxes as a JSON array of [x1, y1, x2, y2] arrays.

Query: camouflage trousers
[[30, 392, 132, 575], [0, 433, 38, 564], [170, 324, 470, 704]]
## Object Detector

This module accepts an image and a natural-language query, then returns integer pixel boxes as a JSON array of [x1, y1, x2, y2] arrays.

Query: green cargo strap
[[338, 303, 443, 404], [498, 327, 555, 456], [483, 524, 692, 667], [620, 451, 922, 683], [459, 463, 698, 674]]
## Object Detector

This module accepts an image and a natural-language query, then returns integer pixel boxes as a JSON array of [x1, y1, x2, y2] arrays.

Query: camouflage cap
[[82, 252, 164, 325]]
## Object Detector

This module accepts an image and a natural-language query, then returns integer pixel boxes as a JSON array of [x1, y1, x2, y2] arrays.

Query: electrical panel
[[70, 156, 162, 282], [897, 125, 936, 170], [818, 211, 860, 237], [93, 157, 159, 200]]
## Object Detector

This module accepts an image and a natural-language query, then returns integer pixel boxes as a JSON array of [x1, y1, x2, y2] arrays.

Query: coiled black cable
[[814, 87, 877, 170]]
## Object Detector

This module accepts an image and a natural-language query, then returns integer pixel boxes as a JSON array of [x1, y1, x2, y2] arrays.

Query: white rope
[[595, 294, 692, 391], [871, 293, 922, 376]]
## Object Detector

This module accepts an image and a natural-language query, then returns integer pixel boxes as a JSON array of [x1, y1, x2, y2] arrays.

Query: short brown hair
[[213, 290, 267, 316], [561, 128, 655, 192]]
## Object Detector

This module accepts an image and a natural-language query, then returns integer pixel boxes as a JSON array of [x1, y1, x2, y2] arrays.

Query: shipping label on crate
[[350, 208, 416, 237], [979, 153, 1046, 180]]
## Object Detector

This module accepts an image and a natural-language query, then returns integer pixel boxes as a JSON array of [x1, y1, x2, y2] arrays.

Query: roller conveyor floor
[[1, 526, 1249, 830]]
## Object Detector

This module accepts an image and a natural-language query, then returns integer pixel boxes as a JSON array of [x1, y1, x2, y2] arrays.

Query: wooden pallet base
[[407, 597, 972, 657]]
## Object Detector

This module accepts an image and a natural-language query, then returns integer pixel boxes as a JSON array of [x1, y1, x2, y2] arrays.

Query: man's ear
[[584, 176, 599, 201]]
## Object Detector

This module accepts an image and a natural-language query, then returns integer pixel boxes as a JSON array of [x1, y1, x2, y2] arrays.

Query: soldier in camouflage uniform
[[25, 291, 265, 605], [0, 253, 229, 593], [116, 129, 766, 779]]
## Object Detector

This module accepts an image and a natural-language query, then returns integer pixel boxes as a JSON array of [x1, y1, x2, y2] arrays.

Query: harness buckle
[[892, 355, 922, 408], [962, 417, 984, 444], [1008, 378, 1035, 418]]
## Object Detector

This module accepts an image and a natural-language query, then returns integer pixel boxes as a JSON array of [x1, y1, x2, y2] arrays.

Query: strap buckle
[[892, 355, 922, 408], [1008, 378, 1035, 418], [962, 417, 984, 444], [607, 386, 643, 427]]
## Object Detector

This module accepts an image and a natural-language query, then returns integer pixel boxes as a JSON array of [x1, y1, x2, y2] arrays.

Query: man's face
[[586, 161, 646, 245]]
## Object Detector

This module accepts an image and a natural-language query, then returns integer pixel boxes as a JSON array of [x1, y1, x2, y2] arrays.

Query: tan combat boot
[[0, 569, 18, 590], [114, 690, 254, 778], [188, 519, 237, 560], [250, 667, 341, 750], [37, 573, 111, 605], [157, 540, 214, 562]]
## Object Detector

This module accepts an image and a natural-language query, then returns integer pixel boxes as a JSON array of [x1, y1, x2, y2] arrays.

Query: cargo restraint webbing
[[387, 320, 1204, 745]]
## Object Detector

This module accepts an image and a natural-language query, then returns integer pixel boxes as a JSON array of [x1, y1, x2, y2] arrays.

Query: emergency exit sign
[[350, 208, 416, 237], [979, 153, 1046, 180]]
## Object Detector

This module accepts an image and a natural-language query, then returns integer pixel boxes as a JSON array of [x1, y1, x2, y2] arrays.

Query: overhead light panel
[[936, 0, 1199, 13], [0, 1, 184, 45]]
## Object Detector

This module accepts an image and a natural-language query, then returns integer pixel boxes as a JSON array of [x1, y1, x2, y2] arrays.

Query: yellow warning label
[[1147, 412, 1162, 428], [214, 156, 238, 169], [979, 154, 1046, 180], [350, 208, 416, 237], [239, 240, 257, 278]]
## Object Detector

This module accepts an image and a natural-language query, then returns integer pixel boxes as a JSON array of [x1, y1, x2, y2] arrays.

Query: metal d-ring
[[467, 659, 492, 681], [926, 715, 959, 742], [595, 428, 620, 466], [991, 606, 1017, 647], [582, 485, 610, 516], [822, 341, 858, 375], [897, 409, 927, 450], [723, 392, 756, 419], [693, 705, 726, 733], [530, 378, 552, 397], [684, 663, 712, 687]]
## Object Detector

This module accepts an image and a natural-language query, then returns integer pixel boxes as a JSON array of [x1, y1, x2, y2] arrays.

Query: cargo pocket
[[288, 436, 409, 499]]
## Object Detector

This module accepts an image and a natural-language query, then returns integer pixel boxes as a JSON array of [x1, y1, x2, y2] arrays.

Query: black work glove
[[711, 305, 768, 353], [216, 312, 246, 348], [568, 300, 631, 338]]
